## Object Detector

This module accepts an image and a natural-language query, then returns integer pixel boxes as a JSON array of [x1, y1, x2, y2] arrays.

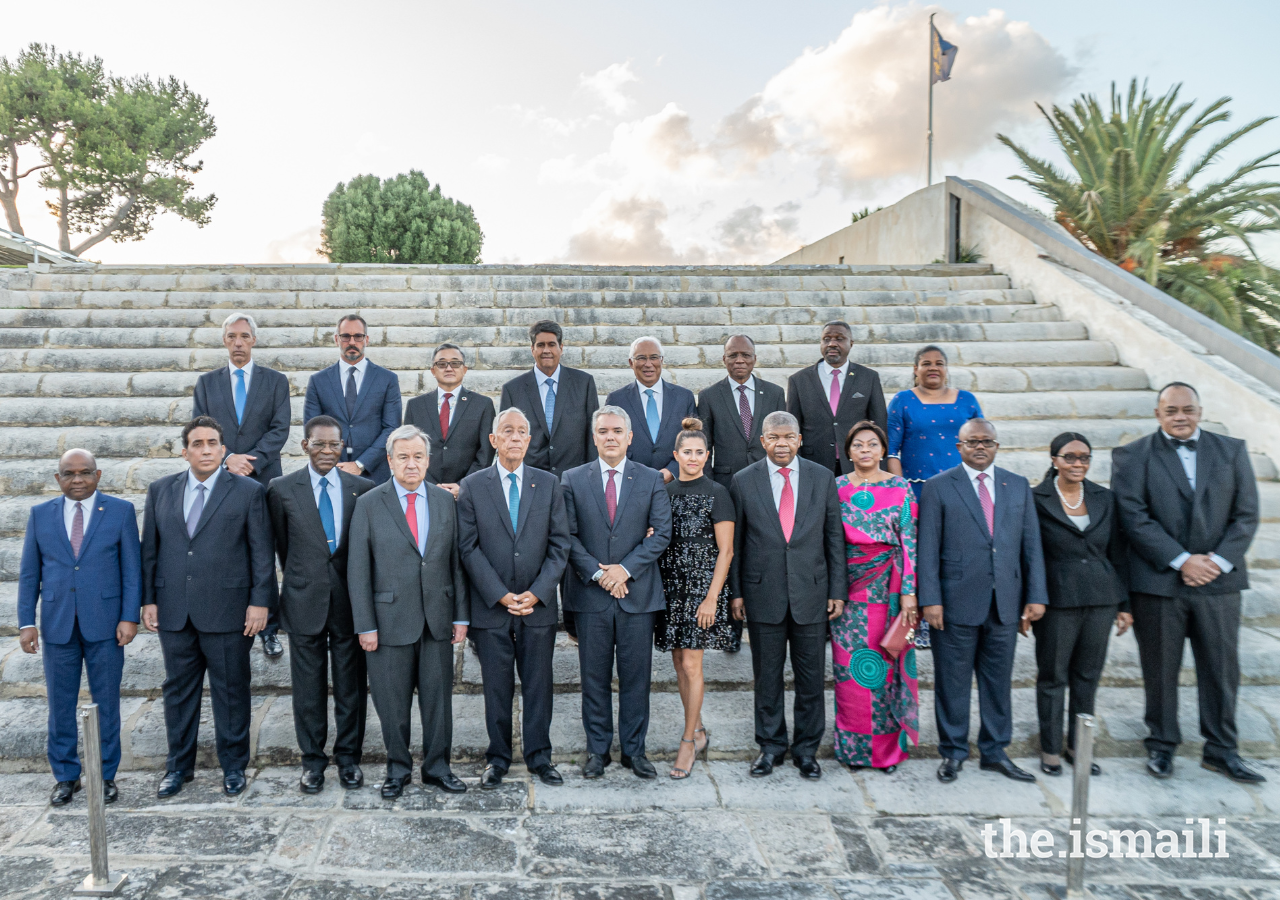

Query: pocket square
[[852, 391, 864, 399]]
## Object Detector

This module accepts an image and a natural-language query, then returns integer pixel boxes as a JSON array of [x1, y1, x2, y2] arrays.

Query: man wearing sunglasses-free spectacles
[[404, 343, 496, 499]]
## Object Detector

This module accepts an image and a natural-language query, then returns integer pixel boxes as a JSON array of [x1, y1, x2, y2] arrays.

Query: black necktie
[[344, 367, 358, 418]]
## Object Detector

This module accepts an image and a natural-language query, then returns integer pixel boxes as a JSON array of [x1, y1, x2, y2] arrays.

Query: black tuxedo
[[1111, 429, 1260, 763], [192, 364, 292, 487], [267, 466, 375, 774], [404, 386, 496, 486], [785, 360, 887, 475], [499, 367, 599, 478], [697, 376, 787, 488]]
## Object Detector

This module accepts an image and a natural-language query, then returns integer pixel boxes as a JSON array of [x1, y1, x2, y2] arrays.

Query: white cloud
[[473, 153, 510, 173], [580, 61, 639, 115], [265, 226, 323, 264]]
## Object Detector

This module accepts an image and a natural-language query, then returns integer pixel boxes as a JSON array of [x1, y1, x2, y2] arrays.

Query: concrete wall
[[779, 184, 948, 266]]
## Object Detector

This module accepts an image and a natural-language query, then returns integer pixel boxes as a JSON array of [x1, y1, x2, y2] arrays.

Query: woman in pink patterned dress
[[831, 420, 919, 773]]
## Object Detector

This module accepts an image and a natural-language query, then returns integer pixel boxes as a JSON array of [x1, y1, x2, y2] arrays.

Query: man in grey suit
[[348, 424, 469, 799], [561, 406, 672, 779], [457, 408, 571, 790], [729, 411, 846, 780]]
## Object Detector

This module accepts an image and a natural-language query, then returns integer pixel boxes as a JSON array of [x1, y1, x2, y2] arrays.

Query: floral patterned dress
[[831, 475, 919, 768]]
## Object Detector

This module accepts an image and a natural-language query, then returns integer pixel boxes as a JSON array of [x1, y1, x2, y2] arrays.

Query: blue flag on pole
[[931, 23, 958, 84]]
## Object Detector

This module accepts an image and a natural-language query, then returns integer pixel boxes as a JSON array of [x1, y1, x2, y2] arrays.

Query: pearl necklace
[[1054, 474, 1084, 511]]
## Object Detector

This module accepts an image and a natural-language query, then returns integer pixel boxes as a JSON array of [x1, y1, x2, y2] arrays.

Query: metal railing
[[0, 226, 84, 267]]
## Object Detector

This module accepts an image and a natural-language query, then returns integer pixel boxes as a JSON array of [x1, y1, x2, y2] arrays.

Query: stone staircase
[[0, 262, 1277, 769]]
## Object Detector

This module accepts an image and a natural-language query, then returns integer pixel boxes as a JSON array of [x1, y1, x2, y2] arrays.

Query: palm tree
[[998, 80, 1280, 353]]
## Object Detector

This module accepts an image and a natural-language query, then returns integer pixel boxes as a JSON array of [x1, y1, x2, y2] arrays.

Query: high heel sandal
[[694, 726, 710, 760], [670, 738, 696, 780]]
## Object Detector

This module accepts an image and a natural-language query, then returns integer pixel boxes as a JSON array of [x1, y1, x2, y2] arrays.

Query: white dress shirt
[[1163, 429, 1234, 574], [308, 465, 344, 546], [824, 361, 850, 402], [536, 365, 561, 408], [183, 467, 222, 521], [595, 457, 630, 580], [497, 460, 524, 512], [636, 378, 664, 419], [437, 387, 460, 428], [730, 375, 756, 416], [342, 357, 370, 395], [766, 457, 800, 511], [63, 491, 99, 540], [228, 358, 254, 396], [961, 461, 996, 507]]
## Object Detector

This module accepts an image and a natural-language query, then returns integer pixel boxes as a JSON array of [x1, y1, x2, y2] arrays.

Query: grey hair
[[222, 312, 258, 338], [628, 335, 664, 358], [492, 406, 531, 435], [385, 423, 431, 457], [761, 411, 799, 433], [592, 404, 632, 433]]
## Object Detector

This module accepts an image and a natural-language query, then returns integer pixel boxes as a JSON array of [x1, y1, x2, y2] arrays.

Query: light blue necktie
[[233, 369, 247, 425], [318, 476, 337, 555], [645, 388, 660, 442], [543, 379, 556, 432], [507, 472, 520, 533]]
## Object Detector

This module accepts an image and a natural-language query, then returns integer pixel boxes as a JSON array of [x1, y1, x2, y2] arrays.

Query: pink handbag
[[880, 611, 916, 659]]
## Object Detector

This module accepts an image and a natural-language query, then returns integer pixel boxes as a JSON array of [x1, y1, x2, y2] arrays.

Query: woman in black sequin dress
[[657, 418, 735, 779]]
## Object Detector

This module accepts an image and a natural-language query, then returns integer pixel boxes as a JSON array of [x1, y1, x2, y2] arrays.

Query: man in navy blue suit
[[18, 450, 141, 807], [918, 418, 1048, 784], [303, 313, 403, 484], [605, 336, 697, 484]]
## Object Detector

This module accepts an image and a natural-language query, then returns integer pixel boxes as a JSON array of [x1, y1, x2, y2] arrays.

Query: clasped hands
[[500, 591, 541, 616], [1180, 553, 1221, 588], [596, 564, 630, 599]]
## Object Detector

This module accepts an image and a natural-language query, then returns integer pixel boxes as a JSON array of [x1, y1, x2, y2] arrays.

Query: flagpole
[[927, 12, 934, 186]]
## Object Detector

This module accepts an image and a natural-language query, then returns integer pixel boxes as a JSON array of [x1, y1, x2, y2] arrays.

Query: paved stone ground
[[3, 756, 1280, 900]]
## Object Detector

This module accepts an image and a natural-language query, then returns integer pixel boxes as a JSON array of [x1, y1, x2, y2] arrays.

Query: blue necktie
[[318, 476, 337, 555], [507, 472, 520, 533], [234, 369, 247, 425], [543, 379, 556, 432], [645, 388, 660, 442]]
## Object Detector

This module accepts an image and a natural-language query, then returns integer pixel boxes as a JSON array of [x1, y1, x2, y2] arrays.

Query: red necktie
[[405, 492, 420, 548], [439, 392, 452, 439], [738, 385, 753, 439], [976, 472, 994, 536], [70, 501, 84, 557], [778, 467, 795, 542], [605, 469, 618, 525]]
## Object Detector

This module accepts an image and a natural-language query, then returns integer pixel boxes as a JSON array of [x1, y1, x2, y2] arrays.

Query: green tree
[[321, 171, 483, 264], [998, 79, 1280, 353], [0, 44, 216, 255]]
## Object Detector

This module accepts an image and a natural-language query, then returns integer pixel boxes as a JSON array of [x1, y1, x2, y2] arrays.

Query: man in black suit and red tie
[[403, 343, 496, 499]]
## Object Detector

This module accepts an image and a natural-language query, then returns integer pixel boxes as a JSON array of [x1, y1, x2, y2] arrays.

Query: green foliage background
[[321, 171, 483, 264]]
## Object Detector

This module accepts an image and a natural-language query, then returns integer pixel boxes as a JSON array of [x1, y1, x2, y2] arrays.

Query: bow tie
[[1170, 438, 1197, 451]]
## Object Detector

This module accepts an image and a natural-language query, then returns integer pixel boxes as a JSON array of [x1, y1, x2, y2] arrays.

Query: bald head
[[55, 449, 101, 501]]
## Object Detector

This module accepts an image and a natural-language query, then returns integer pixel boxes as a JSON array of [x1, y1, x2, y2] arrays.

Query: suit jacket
[[606, 380, 699, 478], [728, 458, 846, 626], [457, 464, 571, 629], [697, 376, 787, 487], [404, 386, 495, 486], [18, 494, 142, 645], [917, 465, 1049, 627], [1032, 478, 1129, 610], [786, 360, 887, 475], [346, 480, 468, 645], [303, 360, 402, 484], [266, 466, 375, 636], [560, 461, 672, 615], [141, 471, 278, 633], [192, 364, 292, 487], [1111, 429, 1258, 597], [499, 366, 599, 477]]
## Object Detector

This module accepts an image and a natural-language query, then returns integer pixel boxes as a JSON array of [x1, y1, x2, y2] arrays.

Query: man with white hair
[[347, 424, 470, 799], [605, 336, 698, 484], [193, 312, 292, 657]]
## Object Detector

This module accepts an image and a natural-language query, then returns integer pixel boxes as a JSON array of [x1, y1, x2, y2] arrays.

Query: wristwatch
[[355, 461, 365, 473]]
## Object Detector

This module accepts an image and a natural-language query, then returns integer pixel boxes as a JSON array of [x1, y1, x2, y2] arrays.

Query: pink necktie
[[778, 467, 795, 542], [976, 472, 994, 536], [70, 502, 84, 557], [605, 469, 618, 524], [405, 492, 420, 548], [828, 368, 841, 415]]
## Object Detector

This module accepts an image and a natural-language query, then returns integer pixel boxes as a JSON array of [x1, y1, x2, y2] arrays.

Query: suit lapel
[[381, 484, 421, 554], [352, 363, 379, 417], [164, 473, 187, 541], [191, 471, 234, 539], [208, 367, 237, 431], [290, 468, 330, 549], [611, 465, 637, 529], [1154, 433, 1193, 500], [325, 364, 348, 424], [807, 363, 834, 420], [547, 371, 567, 439], [654, 381, 682, 447], [1191, 433, 1213, 510], [837, 364, 865, 418], [951, 468, 992, 543], [238, 366, 267, 432], [516, 473, 536, 535], [50, 498, 77, 562], [74, 493, 109, 559], [487, 467, 517, 540], [993, 467, 1012, 540], [754, 464, 788, 543], [336, 470, 364, 551], [1033, 482, 1075, 532]]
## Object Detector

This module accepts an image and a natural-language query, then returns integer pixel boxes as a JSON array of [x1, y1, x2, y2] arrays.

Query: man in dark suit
[[348, 424, 470, 799], [785, 321, 887, 475], [140, 416, 277, 798], [918, 417, 1047, 784], [193, 313, 292, 658], [404, 343, 495, 499], [729, 411, 846, 780], [266, 415, 375, 794], [18, 449, 141, 807], [303, 313, 402, 485], [457, 408, 571, 789], [606, 336, 698, 484], [1111, 382, 1263, 784], [561, 406, 672, 779]]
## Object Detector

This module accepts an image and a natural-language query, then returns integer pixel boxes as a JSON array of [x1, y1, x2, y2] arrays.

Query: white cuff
[[619, 566, 631, 580], [1210, 554, 1234, 574], [1169, 552, 1190, 570], [453, 621, 469, 626]]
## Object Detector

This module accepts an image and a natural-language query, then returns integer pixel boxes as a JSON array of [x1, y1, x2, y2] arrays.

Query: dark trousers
[[747, 610, 827, 758], [365, 625, 454, 780], [473, 618, 556, 771], [44, 619, 124, 782], [158, 621, 253, 775], [930, 597, 1017, 762], [1033, 604, 1115, 756], [262, 607, 280, 639], [576, 604, 654, 757], [288, 608, 368, 774], [1131, 591, 1241, 761]]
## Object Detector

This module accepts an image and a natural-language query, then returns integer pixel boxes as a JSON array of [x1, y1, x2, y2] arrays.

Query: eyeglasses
[[958, 439, 999, 449], [432, 360, 466, 370], [631, 354, 663, 363], [1056, 453, 1092, 464], [337, 333, 368, 343], [307, 440, 343, 451]]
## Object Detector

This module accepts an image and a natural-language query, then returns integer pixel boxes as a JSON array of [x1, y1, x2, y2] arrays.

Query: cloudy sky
[[5, 1, 1278, 265]]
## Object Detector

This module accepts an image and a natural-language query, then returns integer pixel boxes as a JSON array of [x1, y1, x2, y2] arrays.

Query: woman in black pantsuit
[[1032, 432, 1132, 776]]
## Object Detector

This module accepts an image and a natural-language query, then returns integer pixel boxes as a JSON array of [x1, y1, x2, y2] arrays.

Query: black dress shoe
[[794, 756, 822, 779], [1202, 756, 1267, 784], [881, 764, 897, 775], [1040, 761, 1063, 776], [750, 750, 785, 778], [338, 764, 363, 789], [261, 632, 283, 658], [534, 763, 563, 786], [50, 780, 81, 806], [103, 780, 118, 804], [156, 771, 193, 798], [937, 758, 963, 783], [582, 753, 610, 779], [381, 774, 411, 800], [1063, 750, 1101, 776], [300, 769, 325, 794], [980, 757, 1036, 782], [223, 770, 248, 796], [622, 754, 657, 780], [480, 766, 505, 790], [423, 771, 468, 794], [1146, 750, 1174, 779]]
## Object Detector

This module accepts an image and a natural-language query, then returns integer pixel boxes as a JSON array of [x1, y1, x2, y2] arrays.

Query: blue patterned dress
[[886, 389, 984, 498]]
